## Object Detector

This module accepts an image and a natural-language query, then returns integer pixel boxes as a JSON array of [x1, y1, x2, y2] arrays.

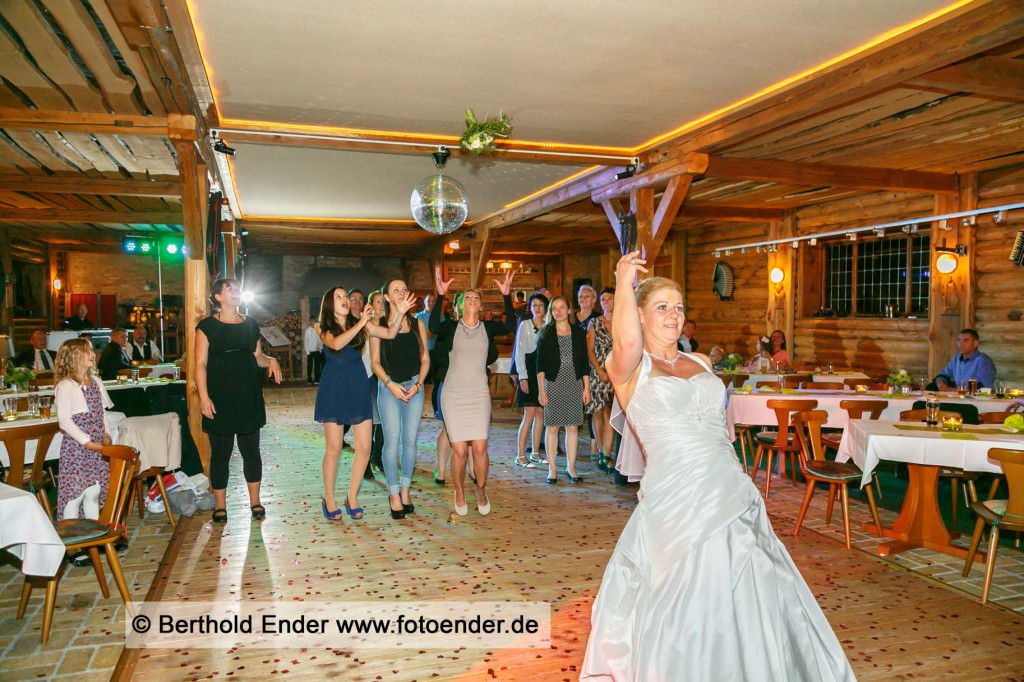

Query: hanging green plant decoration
[[460, 109, 513, 155]]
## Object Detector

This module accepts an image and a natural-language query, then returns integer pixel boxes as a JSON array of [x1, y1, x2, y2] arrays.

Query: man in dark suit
[[62, 303, 95, 330], [98, 328, 132, 380], [14, 330, 56, 371]]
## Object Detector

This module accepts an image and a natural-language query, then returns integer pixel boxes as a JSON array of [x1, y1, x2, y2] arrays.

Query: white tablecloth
[[146, 364, 179, 378], [835, 420, 1024, 488], [0, 412, 126, 466], [489, 357, 512, 375], [0, 482, 64, 577], [723, 372, 871, 390], [725, 390, 1011, 439]]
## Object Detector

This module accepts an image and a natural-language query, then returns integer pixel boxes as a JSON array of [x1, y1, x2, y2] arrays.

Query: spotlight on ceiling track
[[213, 140, 237, 156], [614, 164, 637, 181]]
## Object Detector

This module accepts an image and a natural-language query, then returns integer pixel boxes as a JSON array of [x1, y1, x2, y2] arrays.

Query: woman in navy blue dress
[[316, 286, 415, 520]]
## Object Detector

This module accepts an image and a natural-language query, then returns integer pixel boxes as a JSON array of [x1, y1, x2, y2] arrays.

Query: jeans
[[377, 375, 425, 494]]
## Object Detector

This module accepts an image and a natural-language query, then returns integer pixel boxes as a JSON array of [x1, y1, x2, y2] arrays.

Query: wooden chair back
[[978, 411, 1015, 425], [899, 409, 961, 422], [117, 367, 153, 378], [729, 373, 748, 389], [764, 399, 819, 450], [99, 444, 140, 526], [841, 399, 888, 420], [843, 378, 868, 389], [756, 381, 780, 390], [0, 421, 59, 499], [792, 409, 829, 465], [988, 448, 1024, 527], [812, 381, 845, 390], [29, 375, 56, 387]]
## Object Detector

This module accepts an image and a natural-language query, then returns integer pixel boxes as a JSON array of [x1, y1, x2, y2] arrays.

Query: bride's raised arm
[[606, 251, 647, 392]]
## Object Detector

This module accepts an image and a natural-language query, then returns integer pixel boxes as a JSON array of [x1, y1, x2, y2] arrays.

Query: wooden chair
[[126, 467, 177, 528], [0, 421, 59, 518], [29, 375, 56, 387], [752, 399, 818, 498], [726, 373, 755, 473], [117, 367, 153, 379], [900, 408, 978, 525], [843, 378, 869, 389], [784, 374, 812, 388], [962, 448, 1024, 603], [755, 381, 781, 390], [978, 411, 1015, 425], [821, 399, 889, 497], [810, 381, 846, 391], [16, 444, 139, 644], [867, 383, 891, 391], [792, 410, 883, 549]]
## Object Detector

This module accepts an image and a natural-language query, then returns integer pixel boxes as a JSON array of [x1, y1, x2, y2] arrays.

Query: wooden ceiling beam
[[905, 56, 1024, 102], [242, 219, 427, 233], [246, 228, 434, 245], [700, 153, 958, 194], [0, 108, 197, 139], [653, 0, 1024, 156], [0, 174, 180, 197], [491, 225, 615, 240], [679, 204, 786, 222], [0, 210, 181, 224], [591, 153, 709, 203]]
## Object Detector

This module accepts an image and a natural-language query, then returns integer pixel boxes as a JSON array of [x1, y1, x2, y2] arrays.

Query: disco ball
[[410, 172, 468, 235]]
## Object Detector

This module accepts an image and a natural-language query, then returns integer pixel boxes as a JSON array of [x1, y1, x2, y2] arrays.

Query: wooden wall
[[974, 164, 1024, 384], [683, 222, 770, 360]]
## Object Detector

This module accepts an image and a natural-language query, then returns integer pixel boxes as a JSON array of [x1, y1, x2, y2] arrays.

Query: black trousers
[[209, 431, 262, 490], [306, 351, 323, 383]]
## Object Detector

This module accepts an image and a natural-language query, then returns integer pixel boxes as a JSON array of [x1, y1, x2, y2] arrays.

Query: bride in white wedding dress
[[581, 253, 856, 681]]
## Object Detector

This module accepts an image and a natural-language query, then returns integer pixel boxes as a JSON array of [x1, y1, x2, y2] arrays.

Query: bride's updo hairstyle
[[635, 277, 682, 309]]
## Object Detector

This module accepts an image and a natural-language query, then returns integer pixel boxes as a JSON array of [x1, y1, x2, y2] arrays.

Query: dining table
[[0, 482, 64, 577], [721, 371, 871, 390], [835, 419, 1024, 560], [725, 388, 1012, 440]]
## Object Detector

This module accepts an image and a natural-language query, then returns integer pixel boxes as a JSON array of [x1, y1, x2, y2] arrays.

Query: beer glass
[[131, 368, 140, 384], [925, 396, 940, 427], [39, 395, 52, 418], [995, 380, 1006, 399], [957, 381, 968, 399], [27, 395, 38, 418], [968, 377, 979, 395], [2, 397, 17, 421]]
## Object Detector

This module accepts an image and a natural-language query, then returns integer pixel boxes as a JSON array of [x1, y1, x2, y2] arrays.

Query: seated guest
[[97, 328, 132, 380], [129, 325, 163, 364], [708, 345, 726, 370], [768, 328, 793, 370], [62, 303, 95, 330], [742, 336, 775, 372], [14, 330, 56, 371], [933, 328, 996, 389], [677, 319, 699, 352]]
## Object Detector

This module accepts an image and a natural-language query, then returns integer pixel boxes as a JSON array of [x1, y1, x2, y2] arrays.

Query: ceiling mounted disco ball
[[410, 146, 468, 235]]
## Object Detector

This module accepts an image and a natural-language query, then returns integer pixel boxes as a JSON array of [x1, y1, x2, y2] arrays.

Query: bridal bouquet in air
[[886, 369, 911, 385], [460, 109, 513, 155]]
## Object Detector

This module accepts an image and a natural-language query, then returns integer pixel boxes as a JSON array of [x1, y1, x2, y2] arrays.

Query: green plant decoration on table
[[460, 109, 513, 155], [4, 361, 35, 389], [886, 369, 911, 385], [723, 353, 744, 371]]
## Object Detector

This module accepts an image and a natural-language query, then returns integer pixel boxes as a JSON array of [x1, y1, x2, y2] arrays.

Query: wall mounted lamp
[[769, 267, 786, 310], [935, 253, 959, 274], [52, 278, 62, 291], [934, 238, 967, 258]]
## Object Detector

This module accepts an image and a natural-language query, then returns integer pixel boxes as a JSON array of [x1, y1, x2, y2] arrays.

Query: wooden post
[[671, 234, 687, 303], [766, 214, 796, 357], [221, 219, 237, 279], [0, 228, 12, 336], [299, 295, 310, 382], [928, 174, 977, 377], [632, 188, 654, 266], [176, 138, 212, 476]]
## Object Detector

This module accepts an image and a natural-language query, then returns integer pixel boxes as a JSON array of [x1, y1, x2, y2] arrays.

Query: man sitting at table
[[13, 330, 56, 371], [129, 325, 162, 365], [932, 328, 996, 390], [98, 328, 133, 380], [62, 303, 95, 330]]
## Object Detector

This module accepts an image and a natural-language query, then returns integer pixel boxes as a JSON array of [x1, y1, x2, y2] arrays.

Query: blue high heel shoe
[[343, 498, 364, 520], [321, 497, 344, 522]]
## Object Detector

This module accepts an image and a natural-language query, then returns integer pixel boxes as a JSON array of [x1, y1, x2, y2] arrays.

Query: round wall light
[[769, 267, 785, 285], [936, 253, 958, 274]]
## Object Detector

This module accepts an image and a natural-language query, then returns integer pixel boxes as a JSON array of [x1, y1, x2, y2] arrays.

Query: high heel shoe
[[565, 469, 583, 483], [434, 470, 445, 486], [321, 497, 344, 522], [251, 504, 266, 520], [453, 490, 468, 516], [477, 488, 490, 516], [343, 498, 364, 519], [389, 506, 406, 520], [546, 472, 558, 485]]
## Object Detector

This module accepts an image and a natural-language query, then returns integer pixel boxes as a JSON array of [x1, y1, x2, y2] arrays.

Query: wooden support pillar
[[470, 227, 494, 289], [0, 228, 13, 336], [671, 235, 688, 303], [632, 188, 654, 265], [299, 295, 311, 382], [928, 173, 977, 377], [176, 137, 212, 477], [766, 214, 796, 353], [221, 219, 237, 279], [601, 247, 618, 289]]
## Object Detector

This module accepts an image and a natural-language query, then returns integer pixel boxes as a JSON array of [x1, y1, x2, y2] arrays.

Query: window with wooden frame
[[819, 234, 930, 317]]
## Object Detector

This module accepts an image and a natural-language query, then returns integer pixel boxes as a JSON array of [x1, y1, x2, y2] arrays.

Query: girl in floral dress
[[54, 338, 114, 520], [586, 287, 615, 470]]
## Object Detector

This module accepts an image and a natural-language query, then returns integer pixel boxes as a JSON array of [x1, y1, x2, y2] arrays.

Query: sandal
[[321, 497, 344, 522], [343, 498, 364, 520], [514, 455, 536, 468], [251, 504, 266, 520], [212, 509, 228, 524]]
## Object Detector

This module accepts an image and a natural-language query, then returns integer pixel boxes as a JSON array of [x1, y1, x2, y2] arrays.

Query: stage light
[[139, 240, 153, 253], [241, 291, 255, 303], [165, 243, 178, 255], [123, 237, 138, 253]]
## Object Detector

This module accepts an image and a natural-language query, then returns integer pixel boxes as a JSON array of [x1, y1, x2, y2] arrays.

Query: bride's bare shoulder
[[608, 350, 643, 407]]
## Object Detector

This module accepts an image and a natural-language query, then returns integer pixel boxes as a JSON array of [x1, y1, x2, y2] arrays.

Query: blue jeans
[[377, 375, 425, 494]]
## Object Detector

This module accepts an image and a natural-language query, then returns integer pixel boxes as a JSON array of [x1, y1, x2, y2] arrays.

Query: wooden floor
[[4, 388, 1024, 680]]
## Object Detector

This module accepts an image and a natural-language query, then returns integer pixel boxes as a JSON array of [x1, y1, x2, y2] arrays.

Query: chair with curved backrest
[[900, 408, 977, 525], [821, 399, 889, 497], [783, 374, 812, 389], [792, 410, 883, 549], [752, 399, 818, 498], [910, 400, 979, 425], [978, 411, 1015, 425], [843, 378, 869, 389], [962, 448, 1024, 603], [16, 444, 139, 644], [755, 381, 781, 390], [810, 381, 846, 391], [30, 375, 56, 387], [117, 367, 153, 379], [729, 373, 749, 389], [0, 421, 60, 518]]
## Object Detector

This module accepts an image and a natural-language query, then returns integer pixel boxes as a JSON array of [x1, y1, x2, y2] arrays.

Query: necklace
[[651, 350, 682, 368], [461, 319, 482, 331]]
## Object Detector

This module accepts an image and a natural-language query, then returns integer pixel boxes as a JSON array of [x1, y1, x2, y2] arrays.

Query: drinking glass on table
[[957, 381, 968, 399], [925, 395, 941, 427], [917, 377, 928, 392], [173, 365, 180, 381], [38, 395, 52, 418], [27, 394, 38, 418], [131, 368, 140, 384], [968, 377, 979, 395], [995, 380, 1006, 399], [2, 397, 17, 421]]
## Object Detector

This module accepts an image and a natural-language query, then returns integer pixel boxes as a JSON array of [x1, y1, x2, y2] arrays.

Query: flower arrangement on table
[[3, 362, 35, 390], [460, 109, 513, 155], [722, 353, 744, 371], [886, 369, 911, 386]]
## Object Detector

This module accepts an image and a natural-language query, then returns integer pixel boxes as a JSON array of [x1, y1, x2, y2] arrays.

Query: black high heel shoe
[[565, 469, 583, 483], [433, 470, 445, 486], [389, 495, 406, 520]]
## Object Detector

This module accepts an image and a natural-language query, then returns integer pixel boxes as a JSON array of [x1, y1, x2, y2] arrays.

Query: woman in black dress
[[195, 279, 283, 523]]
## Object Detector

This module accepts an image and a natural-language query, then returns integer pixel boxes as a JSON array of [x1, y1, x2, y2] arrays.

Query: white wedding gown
[[582, 352, 856, 681]]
